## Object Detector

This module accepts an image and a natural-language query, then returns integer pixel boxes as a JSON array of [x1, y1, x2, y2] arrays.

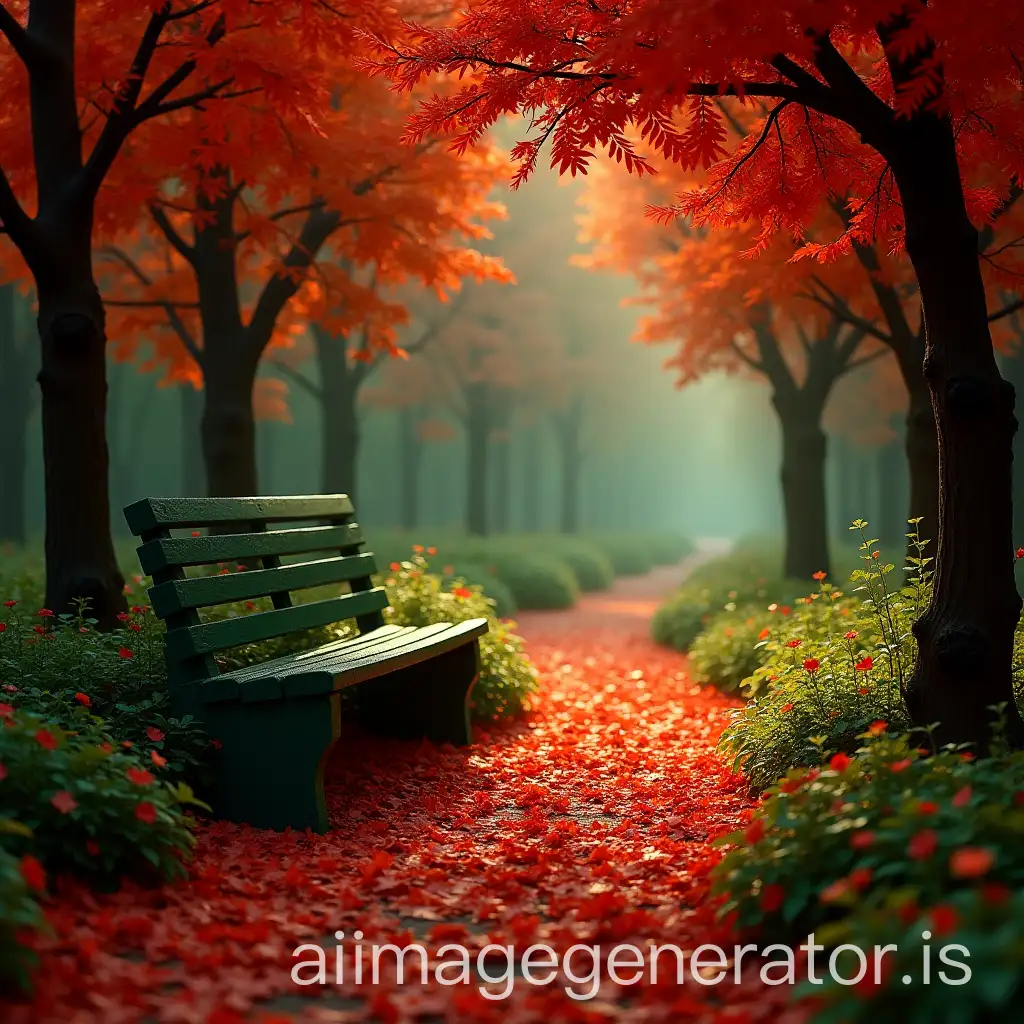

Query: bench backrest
[[123, 495, 387, 686]]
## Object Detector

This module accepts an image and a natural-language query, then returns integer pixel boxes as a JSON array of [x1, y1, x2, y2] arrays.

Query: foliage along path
[[6, 546, 805, 1024]]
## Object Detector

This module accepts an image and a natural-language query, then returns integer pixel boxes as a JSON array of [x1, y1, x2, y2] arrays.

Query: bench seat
[[123, 493, 489, 833]]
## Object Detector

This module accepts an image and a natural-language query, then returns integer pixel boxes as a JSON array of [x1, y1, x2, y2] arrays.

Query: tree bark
[[180, 385, 205, 496], [897, 346, 941, 551], [885, 115, 1024, 749], [465, 383, 490, 535], [1004, 351, 1024, 551], [313, 325, 361, 499], [201, 354, 260, 497], [399, 406, 423, 531], [775, 397, 830, 579], [0, 285, 33, 546]]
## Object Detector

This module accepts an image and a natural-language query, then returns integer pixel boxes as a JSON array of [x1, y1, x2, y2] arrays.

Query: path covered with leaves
[[5, 554, 801, 1024]]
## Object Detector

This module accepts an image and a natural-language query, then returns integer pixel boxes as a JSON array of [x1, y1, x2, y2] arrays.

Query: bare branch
[[989, 296, 1024, 322], [148, 202, 197, 265], [267, 358, 323, 400]]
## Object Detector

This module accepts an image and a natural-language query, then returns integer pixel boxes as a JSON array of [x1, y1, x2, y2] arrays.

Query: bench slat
[[164, 588, 389, 660], [125, 495, 354, 534], [149, 553, 378, 616], [137, 524, 364, 574]]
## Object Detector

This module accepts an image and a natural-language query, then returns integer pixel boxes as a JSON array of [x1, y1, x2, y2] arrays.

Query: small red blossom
[[850, 830, 876, 850], [952, 786, 972, 808], [758, 627, 770, 640], [146, 726, 165, 743], [74, 692, 91, 707], [917, 800, 939, 814], [780, 702, 794, 713], [812, 571, 827, 581], [1017, 547, 1024, 560], [889, 759, 913, 773], [744, 819, 766, 844], [760, 883, 785, 912], [51, 790, 78, 814], [35, 729, 58, 750], [32, 625, 44, 634], [960, 752, 975, 762], [982, 883, 1011, 906], [843, 630, 857, 640], [19, 855, 46, 891], [820, 879, 850, 904], [855, 656, 873, 671], [858, 686, 870, 695], [412, 544, 424, 553], [829, 753, 852, 771], [36, 608, 54, 618], [0, 703, 13, 719], [150, 749, 168, 768], [122, 740, 133, 749], [427, 546, 437, 556], [0, 624, 5, 634], [2, 599, 16, 608], [86, 840, 100, 857], [780, 606, 791, 615], [191, 531, 201, 538], [908, 829, 939, 861], [390, 562, 401, 571], [1, 684, 15, 693], [134, 802, 158, 824], [785, 639, 801, 649], [452, 587, 473, 599], [849, 867, 873, 891], [867, 720, 888, 735], [117, 612, 130, 623], [931, 905, 959, 937], [210, 738, 223, 749], [118, 647, 134, 660], [949, 847, 994, 879], [126, 767, 155, 786], [803, 658, 820, 673]]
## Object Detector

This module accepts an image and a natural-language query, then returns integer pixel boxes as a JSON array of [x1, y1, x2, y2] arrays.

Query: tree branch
[[0, 2, 43, 70], [267, 358, 323, 401], [989, 297, 1024, 323], [148, 202, 197, 265]]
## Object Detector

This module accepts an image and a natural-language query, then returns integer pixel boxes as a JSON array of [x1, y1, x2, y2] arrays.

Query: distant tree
[[0, 283, 35, 545]]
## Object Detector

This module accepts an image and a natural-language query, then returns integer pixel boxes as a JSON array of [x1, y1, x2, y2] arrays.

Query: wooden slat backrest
[[123, 494, 387, 686]]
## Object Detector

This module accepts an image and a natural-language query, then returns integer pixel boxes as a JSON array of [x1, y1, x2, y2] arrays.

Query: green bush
[[530, 537, 614, 592], [583, 534, 655, 576], [717, 522, 927, 790], [0, 709, 205, 889], [643, 533, 695, 565], [712, 725, 1024, 1023], [688, 605, 776, 693], [382, 551, 538, 719], [0, 842, 47, 992], [437, 561, 517, 617]]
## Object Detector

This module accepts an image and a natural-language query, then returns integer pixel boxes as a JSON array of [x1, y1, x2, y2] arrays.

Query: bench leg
[[204, 693, 340, 833], [357, 640, 479, 746]]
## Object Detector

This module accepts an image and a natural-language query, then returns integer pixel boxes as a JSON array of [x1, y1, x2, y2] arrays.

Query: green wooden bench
[[123, 494, 488, 833]]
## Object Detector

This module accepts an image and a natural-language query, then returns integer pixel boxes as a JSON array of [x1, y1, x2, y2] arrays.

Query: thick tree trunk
[[201, 356, 259, 497], [1002, 352, 1024, 551], [465, 384, 489, 535], [399, 406, 422, 531], [888, 118, 1024, 750], [775, 398, 831, 580], [315, 331, 360, 498], [180, 385, 205, 496], [36, 279, 126, 628], [0, 285, 32, 546]]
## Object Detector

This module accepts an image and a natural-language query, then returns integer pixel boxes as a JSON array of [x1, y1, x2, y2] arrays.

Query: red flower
[[908, 829, 939, 861], [0, 623, 5, 634], [780, 702, 794, 713], [2, 599, 16, 608], [843, 630, 857, 640], [427, 546, 437, 556], [134, 801, 157, 824], [758, 627, 770, 640], [760, 883, 785, 912], [812, 571, 827, 581], [452, 587, 473, 599], [412, 544, 424, 553], [191, 531, 201, 538], [35, 729, 58, 750], [850, 830, 875, 850], [75, 692, 91, 707], [389, 562, 401, 571], [744, 819, 766, 844], [867, 720, 888, 735], [118, 648, 134, 660], [849, 867, 873, 891], [829, 753, 851, 771], [802, 658, 820, 673], [952, 786, 972, 808], [122, 740, 133, 749], [146, 726, 165, 743], [150, 749, 168, 768], [1, 684, 15, 693], [858, 686, 870, 695], [780, 606, 791, 616], [917, 800, 939, 814], [949, 847, 994, 879], [117, 612, 130, 623], [931, 905, 959, 937], [982, 883, 1011, 906], [32, 625, 44, 634], [1014, 791, 1024, 808], [51, 790, 78, 814], [820, 879, 850, 904], [36, 608, 54, 618], [890, 759, 913, 773], [210, 738, 223, 749], [855, 656, 873, 671], [86, 840, 100, 857], [1017, 548, 1024, 560], [19, 855, 46, 891], [126, 767, 155, 786], [0, 703, 13, 719]]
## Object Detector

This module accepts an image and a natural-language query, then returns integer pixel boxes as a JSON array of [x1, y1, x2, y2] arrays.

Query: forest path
[[7, 538, 806, 1024]]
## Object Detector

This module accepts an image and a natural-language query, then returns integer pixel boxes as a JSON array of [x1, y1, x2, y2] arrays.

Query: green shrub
[[530, 537, 614, 592], [475, 551, 579, 610], [436, 561, 517, 617], [712, 724, 1024, 1023], [717, 522, 927, 790], [0, 709, 205, 888], [0, 841, 47, 992], [688, 605, 776, 693], [383, 551, 538, 719], [643, 533, 695, 565], [583, 534, 654, 576]]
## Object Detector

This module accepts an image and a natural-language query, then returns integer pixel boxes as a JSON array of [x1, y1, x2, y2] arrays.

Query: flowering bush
[[0, 842, 46, 991], [384, 550, 538, 720], [712, 722, 1024, 1022], [688, 605, 776, 693], [438, 561, 517, 617], [717, 523, 925, 789], [0, 708, 205, 888]]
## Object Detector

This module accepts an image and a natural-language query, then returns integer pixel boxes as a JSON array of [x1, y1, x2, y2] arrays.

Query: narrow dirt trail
[[6, 548, 801, 1024]]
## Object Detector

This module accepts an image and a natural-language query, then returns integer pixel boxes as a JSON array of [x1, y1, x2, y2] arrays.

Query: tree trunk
[[180, 385, 205, 496], [491, 436, 510, 534], [900, 357, 941, 553], [558, 427, 582, 535], [1002, 351, 1024, 551], [521, 426, 541, 532], [399, 406, 422, 531], [775, 397, 831, 580], [314, 328, 360, 499], [0, 285, 32, 546], [36, 277, 126, 628], [465, 384, 489, 535], [201, 354, 259, 497], [888, 117, 1024, 750]]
